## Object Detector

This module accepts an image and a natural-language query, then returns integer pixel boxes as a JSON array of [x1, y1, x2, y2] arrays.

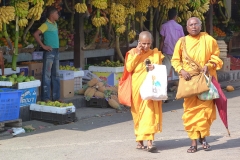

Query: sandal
[[199, 138, 211, 151], [147, 145, 157, 153], [136, 144, 145, 150], [202, 141, 211, 151], [187, 146, 197, 153]]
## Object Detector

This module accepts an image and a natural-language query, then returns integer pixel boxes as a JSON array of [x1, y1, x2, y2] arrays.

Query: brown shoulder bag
[[175, 37, 209, 99]]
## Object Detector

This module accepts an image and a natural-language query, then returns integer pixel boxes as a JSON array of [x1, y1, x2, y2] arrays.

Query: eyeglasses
[[188, 23, 201, 27]]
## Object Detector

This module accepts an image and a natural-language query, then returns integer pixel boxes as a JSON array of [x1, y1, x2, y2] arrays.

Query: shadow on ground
[[154, 136, 240, 152]]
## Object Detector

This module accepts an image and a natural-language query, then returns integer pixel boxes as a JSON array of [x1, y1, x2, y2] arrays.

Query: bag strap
[[181, 37, 202, 71], [153, 48, 160, 64], [122, 52, 131, 78]]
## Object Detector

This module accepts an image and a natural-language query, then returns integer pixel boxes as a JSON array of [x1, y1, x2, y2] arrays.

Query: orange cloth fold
[[126, 48, 164, 141], [171, 32, 223, 139]]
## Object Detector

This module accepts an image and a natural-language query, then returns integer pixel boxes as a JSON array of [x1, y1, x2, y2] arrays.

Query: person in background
[[160, 8, 185, 92], [171, 17, 223, 153], [126, 31, 165, 153], [33, 6, 61, 102]]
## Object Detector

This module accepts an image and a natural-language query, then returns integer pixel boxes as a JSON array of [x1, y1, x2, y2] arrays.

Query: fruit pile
[[37, 101, 73, 107], [94, 60, 124, 67], [213, 26, 226, 37], [59, 29, 71, 47], [0, 74, 35, 84], [77, 78, 122, 110], [59, 65, 79, 71]]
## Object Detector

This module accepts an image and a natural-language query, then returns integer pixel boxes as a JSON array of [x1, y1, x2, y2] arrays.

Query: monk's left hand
[[203, 65, 208, 74], [147, 64, 155, 71]]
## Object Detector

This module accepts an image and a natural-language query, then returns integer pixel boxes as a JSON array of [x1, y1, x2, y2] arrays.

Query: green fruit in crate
[[29, 76, 35, 81], [68, 103, 73, 106], [16, 78, 23, 83], [11, 74, 17, 79], [24, 78, 30, 82], [40, 102, 46, 105]]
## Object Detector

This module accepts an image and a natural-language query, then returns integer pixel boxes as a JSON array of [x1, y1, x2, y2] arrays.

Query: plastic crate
[[30, 111, 76, 125], [86, 98, 110, 108], [0, 88, 22, 122]]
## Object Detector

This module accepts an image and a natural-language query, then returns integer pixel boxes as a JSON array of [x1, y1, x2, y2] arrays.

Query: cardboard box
[[88, 66, 124, 86], [19, 66, 29, 76], [220, 57, 230, 72], [20, 63, 43, 80], [60, 79, 74, 99], [59, 70, 74, 80], [20, 87, 37, 107], [74, 77, 82, 91], [82, 70, 101, 81], [32, 51, 43, 60]]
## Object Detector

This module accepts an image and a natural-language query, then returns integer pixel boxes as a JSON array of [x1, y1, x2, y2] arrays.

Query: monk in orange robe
[[126, 31, 164, 152], [171, 17, 223, 153]]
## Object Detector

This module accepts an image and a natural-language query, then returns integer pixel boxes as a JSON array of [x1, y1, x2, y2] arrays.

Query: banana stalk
[[139, 14, 143, 31], [83, 8, 100, 50], [115, 32, 124, 62], [125, 15, 131, 49], [12, 16, 19, 71], [149, 7, 153, 34], [3, 23, 13, 52], [64, 0, 75, 32], [23, 18, 35, 45]]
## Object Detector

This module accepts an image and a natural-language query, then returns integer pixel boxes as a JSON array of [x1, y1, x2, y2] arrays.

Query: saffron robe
[[126, 48, 164, 141], [171, 32, 223, 139]]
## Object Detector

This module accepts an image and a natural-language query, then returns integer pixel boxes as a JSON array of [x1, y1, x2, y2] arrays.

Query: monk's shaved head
[[139, 31, 153, 42], [186, 17, 202, 36], [187, 17, 202, 26]]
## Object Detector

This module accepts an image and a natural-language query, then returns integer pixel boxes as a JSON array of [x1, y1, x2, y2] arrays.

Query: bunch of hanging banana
[[0, 6, 15, 24], [178, 5, 189, 12], [197, 2, 210, 13], [136, 16, 147, 22], [136, 0, 150, 13], [117, 0, 129, 5], [125, 5, 135, 16], [27, 0, 44, 20], [116, 25, 126, 34], [188, 0, 201, 9], [128, 30, 136, 40], [92, 16, 108, 27], [19, 18, 28, 27], [91, 0, 108, 10], [110, 3, 126, 25], [74, 3, 87, 13], [15, 1, 29, 18], [159, 0, 175, 9], [150, 0, 159, 8], [46, 0, 55, 6], [181, 11, 192, 21]]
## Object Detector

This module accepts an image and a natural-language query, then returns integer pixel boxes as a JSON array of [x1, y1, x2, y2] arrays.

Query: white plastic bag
[[140, 65, 168, 101]]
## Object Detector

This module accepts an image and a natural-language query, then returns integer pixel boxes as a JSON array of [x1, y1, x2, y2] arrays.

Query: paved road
[[0, 90, 240, 160]]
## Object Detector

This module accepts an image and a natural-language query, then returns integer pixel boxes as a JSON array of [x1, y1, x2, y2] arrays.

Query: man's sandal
[[187, 146, 197, 153], [136, 144, 145, 150], [202, 141, 211, 151], [146, 145, 157, 153], [199, 139, 211, 151]]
